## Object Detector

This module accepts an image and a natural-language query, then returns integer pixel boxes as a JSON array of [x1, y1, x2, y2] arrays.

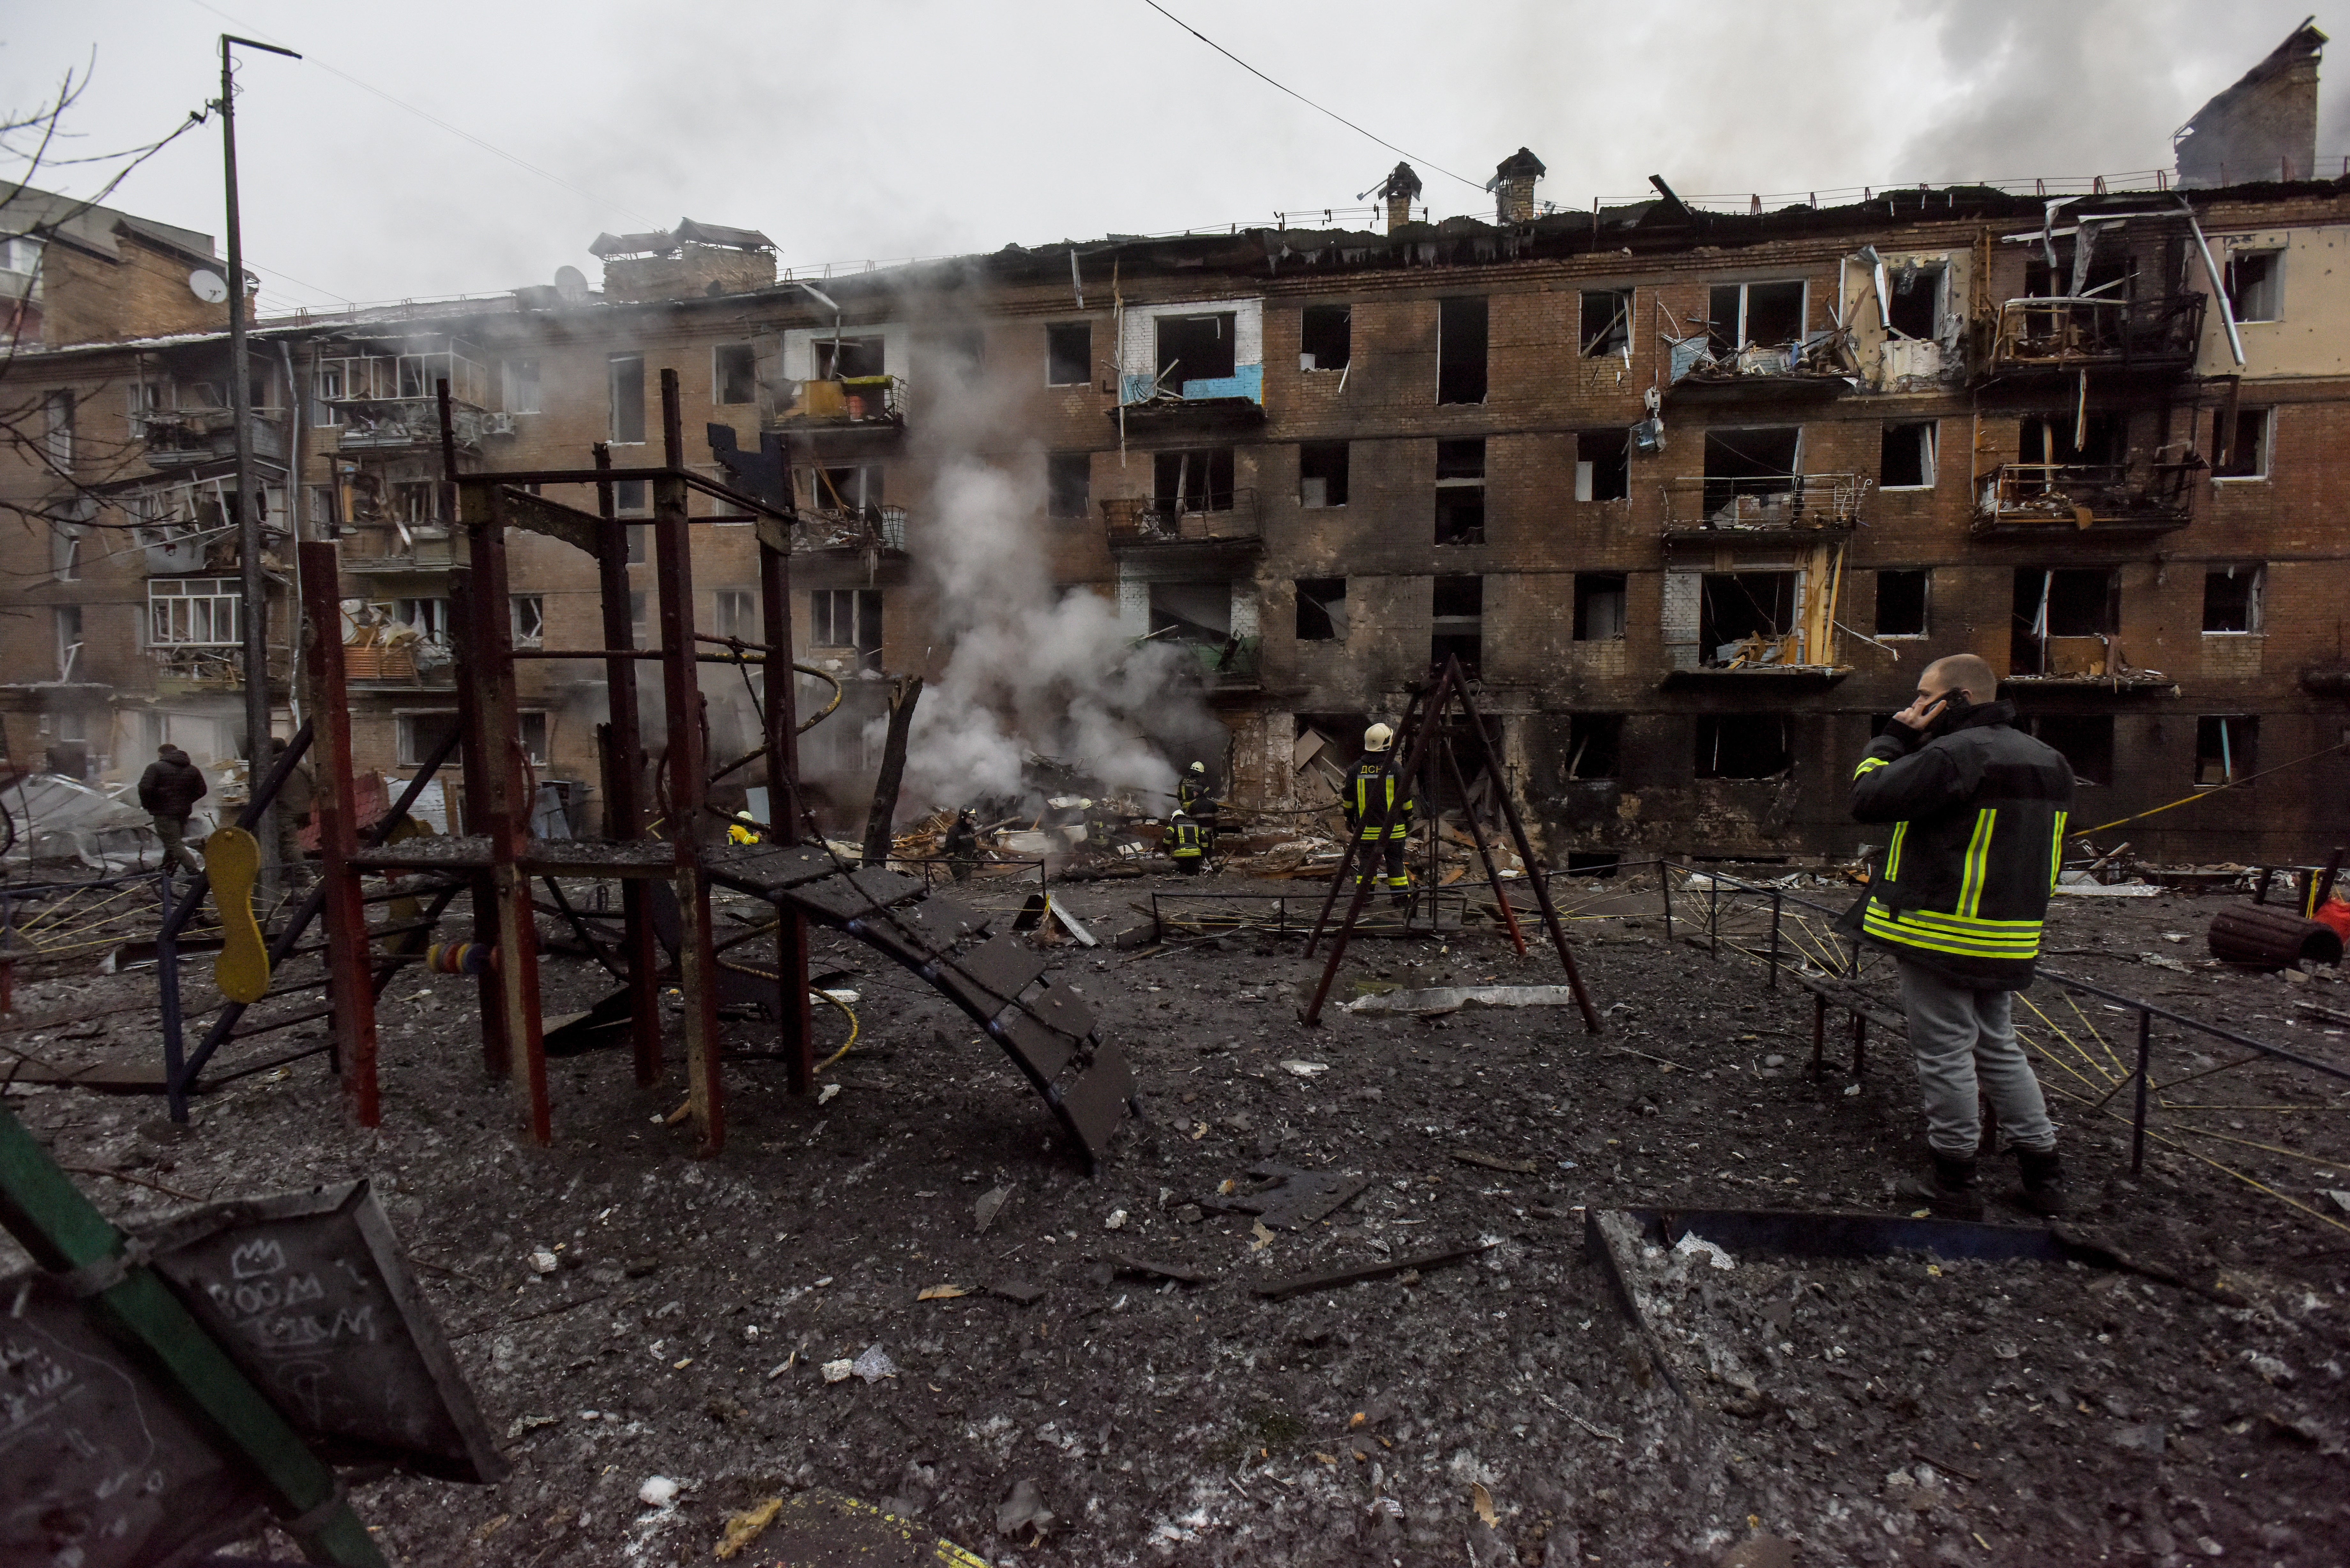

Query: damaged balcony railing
[[1167, 634, 1261, 690], [794, 504, 906, 553], [1660, 474, 1867, 534], [1986, 294, 2206, 372], [773, 374, 908, 429], [1100, 489, 1262, 545], [140, 406, 289, 466], [1974, 461, 2196, 531], [319, 343, 498, 449]]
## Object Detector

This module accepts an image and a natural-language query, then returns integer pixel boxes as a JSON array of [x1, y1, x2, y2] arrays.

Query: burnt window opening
[[1579, 288, 1633, 357], [1046, 452, 1091, 519], [2202, 564, 2263, 633], [1701, 426, 1801, 514], [2020, 411, 2129, 470], [1431, 574, 1483, 675], [2225, 251, 2282, 322], [2025, 255, 2134, 305], [1299, 441, 1349, 507], [1706, 280, 1806, 354], [1696, 713, 1793, 779], [2212, 407, 2270, 478], [933, 328, 985, 382], [2022, 713, 2115, 787], [2195, 715, 2256, 786], [1046, 321, 1093, 386], [2012, 567, 2119, 671], [1148, 582, 1238, 660], [1880, 421, 1937, 489], [1295, 577, 1346, 641], [1875, 569, 1929, 637], [1156, 313, 1237, 386], [713, 343, 758, 405], [1566, 851, 1624, 876], [812, 587, 883, 670], [608, 353, 646, 444], [1437, 296, 1488, 404], [396, 711, 464, 768], [1566, 712, 1623, 779], [1573, 573, 1627, 641], [1886, 264, 1944, 339], [1575, 429, 1630, 501], [814, 336, 886, 379], [1153, 448, 1236, 511], [811, 464, 883, 515], [1300, 305, 1351, 371], [1699, 571, 1797, 665], [1435, 437, 1485, 545]]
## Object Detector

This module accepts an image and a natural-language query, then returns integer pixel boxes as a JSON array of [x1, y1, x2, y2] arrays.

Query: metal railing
[[794, 504, 907, 553], [1101, 488, 1263, 544], [772, 374, 908, 428], [1660, 473, 1868, 533], [1975, 461, 2195, 529], [1986, 293, 2206, 371]]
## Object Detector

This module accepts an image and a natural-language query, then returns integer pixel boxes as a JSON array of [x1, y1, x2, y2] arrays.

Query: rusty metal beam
[[593, 443, 663, 1090], [299, 540, 380, 1127], [759, 510, 815, 1093]]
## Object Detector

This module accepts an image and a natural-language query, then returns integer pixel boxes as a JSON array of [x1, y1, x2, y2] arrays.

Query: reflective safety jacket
[[1838, 699, 2072, 989], [1177, 776, 1211, 814], [1168, 818, 1204, 860], [1345, 758, 1413, 842]]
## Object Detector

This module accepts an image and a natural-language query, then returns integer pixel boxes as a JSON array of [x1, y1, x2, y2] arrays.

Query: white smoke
[[899, 453, 1213, 813]]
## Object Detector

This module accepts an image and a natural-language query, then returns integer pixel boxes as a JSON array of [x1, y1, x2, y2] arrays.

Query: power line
[[1136, 0, 1485, 193], [186, 0, 665, 229]]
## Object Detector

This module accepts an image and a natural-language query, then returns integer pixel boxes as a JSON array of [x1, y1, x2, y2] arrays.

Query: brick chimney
[[590, 218, 777, 303], [1377, 162, 1424, 233], [1491, 147, 1546, 223]]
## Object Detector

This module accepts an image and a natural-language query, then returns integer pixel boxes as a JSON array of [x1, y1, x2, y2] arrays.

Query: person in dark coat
[[944, 809, 980, 883], [138, 744, 207, 877]]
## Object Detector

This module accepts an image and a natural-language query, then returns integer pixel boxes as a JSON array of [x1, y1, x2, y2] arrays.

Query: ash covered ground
[[4, 869, 2348, 1566]]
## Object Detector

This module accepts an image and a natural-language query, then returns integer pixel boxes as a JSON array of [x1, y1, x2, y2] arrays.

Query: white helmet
[[1188, 761, 1205, 774], [1363, 722, 1395, 753]]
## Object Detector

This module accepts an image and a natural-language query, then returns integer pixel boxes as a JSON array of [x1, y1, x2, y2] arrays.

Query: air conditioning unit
[[482, 412, 517, 437]]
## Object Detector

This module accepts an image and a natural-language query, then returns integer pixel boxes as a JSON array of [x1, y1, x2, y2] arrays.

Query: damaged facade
[[4, 33, 2349, 867]]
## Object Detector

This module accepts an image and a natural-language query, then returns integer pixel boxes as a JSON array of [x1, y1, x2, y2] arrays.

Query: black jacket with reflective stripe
[[1837, 700, 2073, 988], [1345, 758, 1412, 840]]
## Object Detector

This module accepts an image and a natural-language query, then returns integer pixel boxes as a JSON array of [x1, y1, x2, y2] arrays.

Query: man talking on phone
[[1841, 652, 2074, 1218]]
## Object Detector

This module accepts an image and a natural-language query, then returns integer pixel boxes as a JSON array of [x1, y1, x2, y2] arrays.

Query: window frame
[[2201, 563, 2264, 635], [1873, 569, 1931, 639], [2225, 249, 2283, 323], [1045, 321, 1093, 387], [608, 352, 646, 445], [1878, 420, 1938, 491], [1045, 452, 1092, 519], [2211, 406, 2272, 481], [510, 594, 545, 647], [1435, 295, 1489, 405], [1298, 441, 1349, 508], [1299, 304, 1351, 372], [502, 356, 542, 415], [1294, 577, 1346, 642], [1578, 288, 1634, 358], [712, 343, 758, 406], [1572, 573, 1628, 642], [147, 577, 242, 647]]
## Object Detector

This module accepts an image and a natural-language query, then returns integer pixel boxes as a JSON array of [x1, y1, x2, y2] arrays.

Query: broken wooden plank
[[1108, 1253, 1213, 1285], [1451, 1149, 1540, 1175], [1254, 1240, 1493, 1301]]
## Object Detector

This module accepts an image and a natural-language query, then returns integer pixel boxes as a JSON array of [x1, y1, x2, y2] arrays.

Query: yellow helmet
[[1363, 722, 1395, 752]]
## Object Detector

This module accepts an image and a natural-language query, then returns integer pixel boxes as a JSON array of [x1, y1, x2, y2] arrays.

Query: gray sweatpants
[[152, 814, 204, 877], [1895, 958, 2057, 1157]]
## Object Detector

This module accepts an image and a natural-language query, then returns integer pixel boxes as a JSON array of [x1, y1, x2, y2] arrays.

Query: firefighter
[[1178, 761, 1221, 856], [1167, 809, 1206, 874], [1343, 722, 1412, 895], [944, 808, 980, 882]]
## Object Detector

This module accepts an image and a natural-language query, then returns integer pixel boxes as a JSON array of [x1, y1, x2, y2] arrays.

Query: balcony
[[1170, 634, 1261, 694], [316, 342, 498, 450], [1971, 463, 2194, 536], [1102, 490, 1262, 547], [1665, 333, 1856, 403], [330, 401, 505, 451], [1982, 294, 2205, 378], [772, 375, 907, 433], [1659, 474, 1867, 540], [148, 644, 293, 694], [140, 406, 288, 467], [793, 504, 906, 556], [339, 525, 459, 573]]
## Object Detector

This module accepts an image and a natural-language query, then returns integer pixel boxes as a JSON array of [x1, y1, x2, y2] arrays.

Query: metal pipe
[[2132, 1008, 2153, 1175], [1768, 891, 1781, 989]]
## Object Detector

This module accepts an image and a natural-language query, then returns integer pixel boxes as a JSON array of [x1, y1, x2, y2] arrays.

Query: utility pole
[[219, 33, 299, 879]]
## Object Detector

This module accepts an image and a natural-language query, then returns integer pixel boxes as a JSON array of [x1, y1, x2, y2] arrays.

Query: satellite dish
[[554, 265, 589, 302], [189, 268, 229, 304]]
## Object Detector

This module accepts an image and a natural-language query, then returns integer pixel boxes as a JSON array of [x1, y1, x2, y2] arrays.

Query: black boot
[[1898, 1151, 1984, 1220], [2015, 1146, 2069, 1217]]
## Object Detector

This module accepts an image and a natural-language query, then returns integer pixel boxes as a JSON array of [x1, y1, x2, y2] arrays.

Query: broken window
[[1436, 296, 1488, 404], [49, 518, 80, 583], [1886, 265, 1943, 339], [814, 336, 886, 379], [1046, 452, 1091, 519], [1696, 714, 1793, 779], [1431, 575, 1483, 676], [510, 595, 544, 646], [1046, 321, 1092, 386], [1565, 713, 1623, 780], [396, 712, 462, 768], [629, 591, 648, 639], [1575, 430, 1629, 502], [1875, 569, 1929, 637], [1879, 421, 1936, 489], [2012, 567, 2119, 672], [1152, 448, 1235, 511], [1150, 582, 1237, 660], [2196, 715, 2255, 786], [1573, 573, 1627, 641], [1435, 438, 1485, 545], [1701, 426, 1801, 515], [1300, 305, 1350, 371], [519, 712, 550, 768], [608, 353, 646, 443], [53, 606, 81, 682], [392, 481, 441, 526], [1299, 441, 1349, 507], [396, 598, 452, 645], [714, 589, 756, 641], [1699, 572, 1797, 665], [2211, 407, 2270, 478], [2022, 714, 2114, 786], [1156, 313, 1237, 387], [713, 343, 757, 405], [811, 464, 884, 516], [811, 588, 883, 670], [616, 481, 649, 520], [502, 357, 541, 414], [2202, 564, 2264, 632], [2225, 251, 2282, 322], [2020, 411, 2128, 470], [1706, 280, 1805, 354], [1295, 577, 1346, 641], [149, 578, 240, 646], [1579, 289, 1633, 357]]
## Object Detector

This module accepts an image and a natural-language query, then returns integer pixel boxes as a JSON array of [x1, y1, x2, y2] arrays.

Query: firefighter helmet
[[1363, 722, 1395, 753]]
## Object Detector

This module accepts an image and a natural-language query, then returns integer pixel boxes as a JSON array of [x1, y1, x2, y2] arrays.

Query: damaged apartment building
[[2, 21, 2345, 864]]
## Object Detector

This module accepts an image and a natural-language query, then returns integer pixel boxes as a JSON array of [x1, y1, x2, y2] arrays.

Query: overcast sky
[[4, 1, 2344, 315]]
